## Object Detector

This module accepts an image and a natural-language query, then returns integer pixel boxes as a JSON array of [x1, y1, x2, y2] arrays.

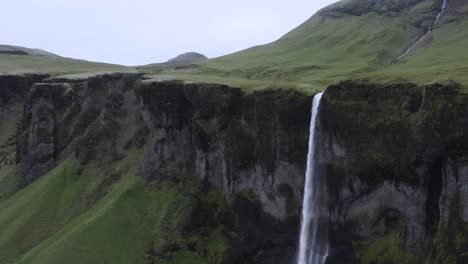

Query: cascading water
[[297, 92, 329, 264], [397, 0, 448, 61]]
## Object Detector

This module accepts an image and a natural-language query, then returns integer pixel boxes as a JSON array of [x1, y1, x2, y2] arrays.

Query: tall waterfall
[[397, 0, 448, 61], [297, 92, 329, 264]]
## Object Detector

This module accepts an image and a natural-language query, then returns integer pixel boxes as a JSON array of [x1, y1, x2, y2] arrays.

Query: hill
[[0, 1, 468, 263], [0, 45, 131, 75], [166, 52, 208, 65], [183, 0, 468, 88], [138, 52, 208, 72]]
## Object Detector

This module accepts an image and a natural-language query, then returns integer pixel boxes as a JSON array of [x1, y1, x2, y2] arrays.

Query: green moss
[[170, 251, 207, 264], [427, 195, 468, 264], [353, 228, 416, 264], [239, 189, 260, 205], [145, 161, 236, 264]]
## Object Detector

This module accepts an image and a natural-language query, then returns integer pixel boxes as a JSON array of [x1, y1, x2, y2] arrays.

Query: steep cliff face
[[4, 74, 468, 264], [17, 73, 143, 184], [136, 80, 313, 263], [8, 75, 314, 264], [318, 81, 468, 264], [0, 74, 48, 166], [136, 80, 311, 220]]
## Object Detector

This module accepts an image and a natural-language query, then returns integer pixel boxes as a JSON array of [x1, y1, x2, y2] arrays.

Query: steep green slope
[[0, 147, 233, 264], [188, 0, 468, 87], [0, 153, 147, 264]]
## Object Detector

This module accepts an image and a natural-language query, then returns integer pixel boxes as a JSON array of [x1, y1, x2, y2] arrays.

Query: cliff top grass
[[144, 73, 321, 95], [0, 52, 132, 75]]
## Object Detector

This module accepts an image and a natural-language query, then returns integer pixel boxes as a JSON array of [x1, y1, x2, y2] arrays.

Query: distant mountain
[[0, 45, 61, 57], [196, 0, 468, 87], [165, 52, 208, 65], [0, 45, 131, 75], [139, 52, 208, 71]]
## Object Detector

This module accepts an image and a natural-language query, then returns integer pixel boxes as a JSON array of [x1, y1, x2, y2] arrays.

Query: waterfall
[[297, 92, 329, 264], [396, 0, 448, 61]]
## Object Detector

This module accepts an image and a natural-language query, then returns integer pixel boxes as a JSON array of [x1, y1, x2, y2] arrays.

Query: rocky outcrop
[[0, 74, 48, 166], [0, 74, 49, 107], [17, 73, 143, 184], [317, 80, 468, 263]]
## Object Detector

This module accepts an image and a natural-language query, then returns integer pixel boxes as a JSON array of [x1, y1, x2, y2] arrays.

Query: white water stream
[[397, 0, 448, 61], [297, 92, 329, 264]]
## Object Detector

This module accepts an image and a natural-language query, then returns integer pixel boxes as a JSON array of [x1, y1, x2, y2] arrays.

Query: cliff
[[0, 74, 467, 264], [0, 74, 48, 166], [319, 81, 468, 263]]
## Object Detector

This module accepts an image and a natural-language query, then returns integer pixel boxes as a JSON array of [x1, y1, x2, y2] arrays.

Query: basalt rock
[[136, 80, 313, 262], [317, 80, 468, 263], [17, 73, 143, 184], [7, 73, 468, 263], [0, 74, 49, 166]]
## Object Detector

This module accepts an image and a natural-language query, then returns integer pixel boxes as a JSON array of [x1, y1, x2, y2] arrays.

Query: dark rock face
[[10, 74, 468, 263], [18, 83, 68, 182], [317, 81, 468, 263], [17, 73, 143, 184], [136, 80, 313, 262], [0, 74, 48, 106], [136, 80, 312, 220], [0, 74, 48, 166], [13, 76, 312, 263]]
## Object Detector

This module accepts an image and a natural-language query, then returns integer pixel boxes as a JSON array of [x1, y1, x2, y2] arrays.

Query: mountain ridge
[[184, 0, 468, 88]]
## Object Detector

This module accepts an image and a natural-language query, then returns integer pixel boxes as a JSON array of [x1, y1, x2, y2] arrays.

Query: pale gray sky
[[1, 0, 338, 66]]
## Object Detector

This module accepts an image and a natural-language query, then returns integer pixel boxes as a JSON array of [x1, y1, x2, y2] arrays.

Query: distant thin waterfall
[[397, 0, 448, 61], [297, 92, 329, 264]]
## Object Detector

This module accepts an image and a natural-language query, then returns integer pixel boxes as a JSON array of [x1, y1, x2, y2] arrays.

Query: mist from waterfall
[[297, 92, 329, 264], [397, 0, 448, 61]]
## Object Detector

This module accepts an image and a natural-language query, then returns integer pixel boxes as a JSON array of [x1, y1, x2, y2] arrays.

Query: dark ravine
[[1, 73, 467, 263]]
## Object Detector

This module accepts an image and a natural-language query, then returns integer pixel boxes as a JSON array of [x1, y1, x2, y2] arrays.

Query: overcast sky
[[1, 0, 338, 66]]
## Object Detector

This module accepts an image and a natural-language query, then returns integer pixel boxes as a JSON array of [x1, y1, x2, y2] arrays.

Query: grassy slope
[[162, 0, 466, 89], [144, 73, 320, 94], [0, 147, 232, 264], [371, 17, 468, 84], [0, 54, 132, 75], [0, 147, 152, 264]]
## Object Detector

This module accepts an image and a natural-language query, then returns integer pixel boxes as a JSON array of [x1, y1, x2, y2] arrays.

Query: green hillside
[[179, 0, 468, 88], [0, 148, 232, 264], [0, 45, 131, 75], [1, 0, 468, 263]]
